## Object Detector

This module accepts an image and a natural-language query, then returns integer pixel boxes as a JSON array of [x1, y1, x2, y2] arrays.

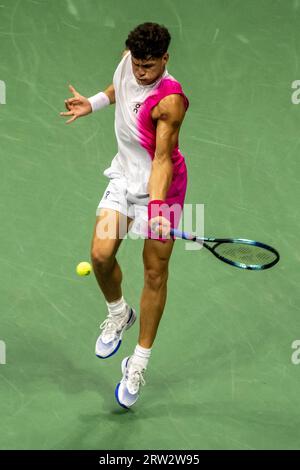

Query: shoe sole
[[115, 357, 131, 409], [96, 308, 136, 360], [115, 383, 130, 410]]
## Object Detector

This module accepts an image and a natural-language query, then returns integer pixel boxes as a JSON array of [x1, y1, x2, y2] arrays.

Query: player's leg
[[91, 174, 132, 302], [115, 238, 175, 409], [91, 206, 136, 359], [91, 183, 136, 359], [115, 162, 187, 408], [91, 208, 131, 302], [139, 237, 175, 347]]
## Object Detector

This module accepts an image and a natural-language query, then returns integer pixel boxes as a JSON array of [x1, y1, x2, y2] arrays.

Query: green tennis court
[[0, 0, 299, 450]]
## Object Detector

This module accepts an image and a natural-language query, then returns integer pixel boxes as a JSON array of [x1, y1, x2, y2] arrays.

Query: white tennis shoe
[[95, 305, 136, 359], [115, 356, 146, 409]]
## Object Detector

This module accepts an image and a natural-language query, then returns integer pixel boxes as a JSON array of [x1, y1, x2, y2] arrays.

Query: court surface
[[0, 0, 299, 450]]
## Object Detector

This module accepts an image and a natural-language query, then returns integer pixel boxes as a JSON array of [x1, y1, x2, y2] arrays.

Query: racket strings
[[214, 243, 277, 266]]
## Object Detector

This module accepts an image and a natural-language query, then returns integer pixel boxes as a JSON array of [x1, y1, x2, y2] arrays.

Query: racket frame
[[170, 229, 280, 270]]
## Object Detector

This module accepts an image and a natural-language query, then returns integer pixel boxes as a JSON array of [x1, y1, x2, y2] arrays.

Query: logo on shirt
[[133, 103, 142, 114]]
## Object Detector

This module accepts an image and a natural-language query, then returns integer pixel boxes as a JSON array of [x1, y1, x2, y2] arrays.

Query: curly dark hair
[[125, 22, 171, 60]]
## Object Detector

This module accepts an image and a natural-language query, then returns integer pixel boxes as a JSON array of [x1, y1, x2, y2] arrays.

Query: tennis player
[[60, 22, 189, 409]]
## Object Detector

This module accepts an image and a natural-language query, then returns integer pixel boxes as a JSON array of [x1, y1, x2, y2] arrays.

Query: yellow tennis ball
[[76, 261, 92, 276]]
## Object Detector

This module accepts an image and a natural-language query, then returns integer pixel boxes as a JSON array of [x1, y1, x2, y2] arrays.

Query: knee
[[144, 267, 168, 291], [91, 244, 114, 272]]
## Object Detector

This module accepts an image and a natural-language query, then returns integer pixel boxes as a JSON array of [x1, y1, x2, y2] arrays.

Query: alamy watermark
[[96, 203, 204, 250], [0, 340, 6, 365], [291, 340, 300, 365], [0, 80, 6, 104], [291, 80, 300, 104]]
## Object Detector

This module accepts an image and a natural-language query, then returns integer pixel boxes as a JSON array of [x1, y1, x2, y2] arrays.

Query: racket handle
[[171, 228, 195, 241]]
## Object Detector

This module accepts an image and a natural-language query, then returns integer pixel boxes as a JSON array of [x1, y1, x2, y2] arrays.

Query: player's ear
[[163, 53, 169, 65]]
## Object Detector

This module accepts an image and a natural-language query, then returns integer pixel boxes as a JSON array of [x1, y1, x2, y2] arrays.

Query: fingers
[[66, 97, 81, 105], [69, 84, 79, 97], [158, 225, 170, 237], [59, 110, 77, 124], [64, 99, 78, 111], [60, 111, 73, 116], [149, 216, 160, 233], [149, 216, 171, 238], [65, 115, 77, 124]]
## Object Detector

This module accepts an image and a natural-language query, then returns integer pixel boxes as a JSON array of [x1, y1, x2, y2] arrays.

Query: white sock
[[131, 344, 152, 369], [106, 296, 127, 316]]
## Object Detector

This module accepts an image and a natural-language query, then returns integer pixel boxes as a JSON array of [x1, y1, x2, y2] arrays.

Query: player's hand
[[148, 216, 171, 239], [60, 84, 92, 124]]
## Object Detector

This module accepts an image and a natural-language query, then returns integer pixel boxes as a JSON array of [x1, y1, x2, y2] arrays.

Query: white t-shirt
[[104, 50, 189, 202]]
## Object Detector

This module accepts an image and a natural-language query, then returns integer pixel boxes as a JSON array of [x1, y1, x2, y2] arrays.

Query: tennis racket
[[170, 228, 280, 270]]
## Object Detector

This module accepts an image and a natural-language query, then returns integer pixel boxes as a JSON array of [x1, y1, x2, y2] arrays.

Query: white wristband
[[87, 91, 110, 112]]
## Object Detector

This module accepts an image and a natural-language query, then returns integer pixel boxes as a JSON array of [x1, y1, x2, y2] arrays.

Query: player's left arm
[[148, 94, 186, 201]]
